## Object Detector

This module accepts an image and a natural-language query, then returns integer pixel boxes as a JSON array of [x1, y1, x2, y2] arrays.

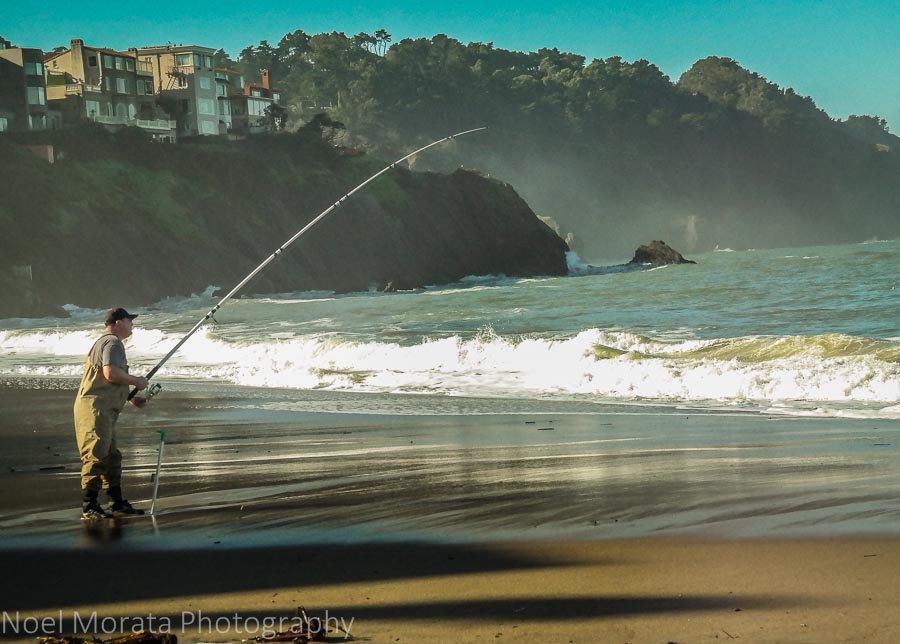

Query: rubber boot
[[108, 485, 144, 516], [108, 485, 124, 504], [82, 488, 99, 511], [81, 489, 111, 519]]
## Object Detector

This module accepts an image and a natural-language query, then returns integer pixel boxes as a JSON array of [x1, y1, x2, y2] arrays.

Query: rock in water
[[627, 240, 696, 266]]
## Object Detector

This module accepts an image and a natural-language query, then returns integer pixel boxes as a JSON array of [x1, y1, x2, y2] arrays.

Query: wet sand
[[2, 382, 900, 642]]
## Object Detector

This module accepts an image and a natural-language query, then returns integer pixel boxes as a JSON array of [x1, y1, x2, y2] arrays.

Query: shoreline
[[2, 382, 900, 543], [2, 382, 900, 642]]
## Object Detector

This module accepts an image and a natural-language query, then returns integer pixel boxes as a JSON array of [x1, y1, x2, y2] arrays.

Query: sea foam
[[2, 326, 898, 416]]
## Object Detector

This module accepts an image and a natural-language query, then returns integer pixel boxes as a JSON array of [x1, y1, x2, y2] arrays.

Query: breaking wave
[[1, 327, 898, 417]]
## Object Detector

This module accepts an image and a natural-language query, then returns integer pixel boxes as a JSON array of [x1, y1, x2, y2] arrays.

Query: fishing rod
[[129, 126, 488, 400]]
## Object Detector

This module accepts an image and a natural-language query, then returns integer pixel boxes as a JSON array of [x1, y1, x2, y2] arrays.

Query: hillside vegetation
[[223, 31, 900, 259], [0, 124, 568, 315]]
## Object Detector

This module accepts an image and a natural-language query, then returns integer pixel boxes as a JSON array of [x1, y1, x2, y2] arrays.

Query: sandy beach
[[2, 381, 900, 643]]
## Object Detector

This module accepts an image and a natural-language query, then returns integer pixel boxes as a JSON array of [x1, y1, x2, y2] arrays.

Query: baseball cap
[[105, 307, 138, 326]]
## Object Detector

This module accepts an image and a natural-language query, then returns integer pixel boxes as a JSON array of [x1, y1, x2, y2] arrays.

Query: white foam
[[2, 326, 899, 417], [0, 329, 99, 355]]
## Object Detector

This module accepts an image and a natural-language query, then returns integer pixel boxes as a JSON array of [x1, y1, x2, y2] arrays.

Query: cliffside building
[[136, 45, 220, 136], [214, 67, 248, 134], [214, 67, 285, 135], [244, 69, 284, 133], [44, 39, 176, 141], [0, 39, 50, 132]]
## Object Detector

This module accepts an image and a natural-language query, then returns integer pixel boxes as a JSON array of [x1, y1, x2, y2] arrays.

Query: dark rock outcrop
[[627, 240, 696, 266]]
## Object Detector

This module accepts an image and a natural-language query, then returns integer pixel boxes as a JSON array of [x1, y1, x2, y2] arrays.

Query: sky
[[5, 0, 899, 130]]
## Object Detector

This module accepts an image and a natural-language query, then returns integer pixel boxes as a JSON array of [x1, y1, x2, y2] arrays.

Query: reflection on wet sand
[[2, 386, 899, 549]]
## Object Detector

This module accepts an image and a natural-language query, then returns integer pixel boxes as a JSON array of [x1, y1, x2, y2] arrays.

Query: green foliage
[[677, 56, 829, 132], [0, 132, 365, 303], [219, 30, 899, 255], [840, 114, 895, 147], [367, 174, 412, 211]]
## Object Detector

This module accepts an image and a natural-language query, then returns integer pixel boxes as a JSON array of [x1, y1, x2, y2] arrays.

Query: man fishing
[[74, 307, 150, 520], [65, 128, 485, 521]]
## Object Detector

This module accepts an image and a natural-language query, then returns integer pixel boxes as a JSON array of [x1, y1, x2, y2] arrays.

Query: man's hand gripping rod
[[128, 126, 488, 400]]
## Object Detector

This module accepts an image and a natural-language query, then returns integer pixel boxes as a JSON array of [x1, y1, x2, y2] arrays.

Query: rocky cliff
[[0, 127, 568, 316]]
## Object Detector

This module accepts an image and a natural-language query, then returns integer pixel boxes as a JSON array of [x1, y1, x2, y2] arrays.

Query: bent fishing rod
[[129, 126, 488, 400]]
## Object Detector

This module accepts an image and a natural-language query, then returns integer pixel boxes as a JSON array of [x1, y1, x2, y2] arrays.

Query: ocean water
[[1, 240, 898, 419]]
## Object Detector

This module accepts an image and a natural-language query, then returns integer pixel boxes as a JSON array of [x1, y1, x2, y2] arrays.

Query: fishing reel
[[134, 382, 162, 404]]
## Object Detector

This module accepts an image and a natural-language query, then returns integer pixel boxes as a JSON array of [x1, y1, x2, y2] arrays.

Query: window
[[251, 88, 262, 97], [198, 99, 215, 115], [128, 104, 136, 119], [125, 59, 134, 72], [248, 98, 267, 117], [193, 54, 201, 68], [181, 99, 192, 114], [27, 86, 46, 105], [218, 99, 231, 116], [201, 120, 217, 135], [25, 62, 44, 76], [178, 76, 188, 88], [199, 76, 211, 90], [203, 55, 213, 69], [104, 76, 112, 91], [116, 78, 128, 94], [28, 113, 46, 130], [103, 54, 114, 69], [273, 92, 281, 103], [0, 117, 8, 131], [115, 57, 124, 70], [85, 100, 100, 117], [216, 83, 227, 97], [137, 79, 153, 95], [175, 53, 191, 67], [88, 55, 97, 67]]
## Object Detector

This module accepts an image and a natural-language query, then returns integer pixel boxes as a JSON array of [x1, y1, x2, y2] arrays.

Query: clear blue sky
[[6, 0, 899, 130]]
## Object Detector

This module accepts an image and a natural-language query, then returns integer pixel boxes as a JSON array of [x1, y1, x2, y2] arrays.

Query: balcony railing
[[92, 114, 176, 130], [65, 83, 103, 95], [136, 60, 153, 75], [136, 118, 177, 130]]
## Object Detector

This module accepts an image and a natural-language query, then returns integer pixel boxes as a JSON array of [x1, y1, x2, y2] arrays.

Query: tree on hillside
[[238, 40, 280, 80], [300, 112, 345, 143], [213, 48, 237, 69], [215, 30, 900, 254], [264, 103, 288, 131], [277, 29, 312, 62], [841, 114, 898, 147], [677, 56, 828, 132], [374, 29, 392, 56]]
